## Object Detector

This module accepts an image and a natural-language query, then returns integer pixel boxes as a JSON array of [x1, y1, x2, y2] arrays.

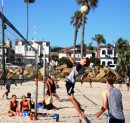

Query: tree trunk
[[73, 27, 78, 61], [97, 43, 100, 59], [81, 13, 85, 58]]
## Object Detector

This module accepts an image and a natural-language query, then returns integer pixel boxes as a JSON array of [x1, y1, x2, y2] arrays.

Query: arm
[[80, 72, 88, 85], [28, 101, 31, 111], [96, 90, 108, 118], [46, 80, 52, 94], [9, 101, 12, 112], [63, 49, 75, 65], [16, 102, 19, 112], [30, 97, 35, 104], [20, 101, 22, 111], [121, 94, 123, 110]]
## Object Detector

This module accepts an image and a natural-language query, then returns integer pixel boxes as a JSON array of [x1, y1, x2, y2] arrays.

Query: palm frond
[[70, 10, 82, 28], [24, 0, 35, 3], [92, 34, 106, 44], [77, 0, 88, 5], [89, 0, 98, 8]]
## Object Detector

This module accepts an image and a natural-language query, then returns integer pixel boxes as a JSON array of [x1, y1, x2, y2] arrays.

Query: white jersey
[[67, 64, 85, 83]]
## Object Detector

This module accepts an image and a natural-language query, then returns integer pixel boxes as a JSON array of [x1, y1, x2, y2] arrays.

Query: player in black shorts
[[46, 76, 61, 101], [64, 49, 90, 122]]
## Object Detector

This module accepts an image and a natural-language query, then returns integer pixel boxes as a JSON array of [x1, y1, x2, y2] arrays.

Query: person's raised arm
[[63, 49, 75, 65], [96, 89, 108, 118]]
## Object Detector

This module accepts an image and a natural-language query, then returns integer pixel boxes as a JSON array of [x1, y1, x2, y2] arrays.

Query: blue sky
[[2, 0, 130, 47]]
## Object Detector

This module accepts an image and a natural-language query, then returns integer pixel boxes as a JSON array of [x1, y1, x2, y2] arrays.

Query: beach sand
[[0, 81, 130, 123]]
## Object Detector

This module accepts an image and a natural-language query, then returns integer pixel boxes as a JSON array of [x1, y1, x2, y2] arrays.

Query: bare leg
[[5, 90, 10, 99], [127, 85, 129, 91], [73, 95, 85, 116], [68, 95, 83, 120], [8, 112, 16, 117], [0, 85, 2, 89], [52, 93, 61, 101], [3, 90, 8, 98]]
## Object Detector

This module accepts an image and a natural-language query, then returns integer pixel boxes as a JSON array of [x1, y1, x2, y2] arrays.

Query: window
[[108, 50, 112, 55], [114, 59, 117, 64], [114, 52, 116, 56], [108, 61, 112, 66], [102, 61, 105, 66], [102, 50, 106, 55], [18, 47, 21, 51]]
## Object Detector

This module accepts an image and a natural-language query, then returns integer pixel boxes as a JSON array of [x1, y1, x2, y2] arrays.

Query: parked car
[[26, 64, 33, 67]]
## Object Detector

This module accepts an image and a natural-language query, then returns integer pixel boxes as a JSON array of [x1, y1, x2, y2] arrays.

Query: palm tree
[[87, 42, 95, 50], [76, 0, 99, 58], [70, 10, 82, 60], [115, 38, 130, 77], [92, 34, 106, 59], [24, 0, 35, 64]]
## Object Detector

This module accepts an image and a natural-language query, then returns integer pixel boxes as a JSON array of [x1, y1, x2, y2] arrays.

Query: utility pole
[[2, 15, 6, 84], [42, 43, 46, 97], [43, 50, 46, 97]]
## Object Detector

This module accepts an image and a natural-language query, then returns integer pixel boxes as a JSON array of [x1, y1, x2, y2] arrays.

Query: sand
[[0, 81, 130, 123]]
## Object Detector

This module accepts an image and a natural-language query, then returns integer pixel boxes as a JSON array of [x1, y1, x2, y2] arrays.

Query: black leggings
[[108, 118, 125, 123]]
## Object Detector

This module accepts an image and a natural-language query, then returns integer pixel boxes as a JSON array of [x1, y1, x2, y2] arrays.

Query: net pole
[[2, 19, 6, 84], [43, 51, 46, 97], [34, 50, 38, 120]]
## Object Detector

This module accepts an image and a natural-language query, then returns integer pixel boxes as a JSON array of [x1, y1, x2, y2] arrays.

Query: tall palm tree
[[70, 10, 82, 60], [92, 34, 106, 59], [76, 0, 98, 58], [24, 0, 35, 64]]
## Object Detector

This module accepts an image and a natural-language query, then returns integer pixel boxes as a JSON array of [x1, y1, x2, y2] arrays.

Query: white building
[[100, 44, 118, 69], [15, 39, 50, 65]]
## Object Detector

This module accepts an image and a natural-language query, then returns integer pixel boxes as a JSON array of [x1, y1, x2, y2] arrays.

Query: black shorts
[[127, 83, 130, 87], [65, 81, 75, 95], [51, 87, 56, 93], [108, 118, 125, 123], [44, 103, 54, 110]]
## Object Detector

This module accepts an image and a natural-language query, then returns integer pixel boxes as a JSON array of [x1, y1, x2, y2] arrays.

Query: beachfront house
[[100, 43, 118, 69], [15, 39, 50, 65]]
